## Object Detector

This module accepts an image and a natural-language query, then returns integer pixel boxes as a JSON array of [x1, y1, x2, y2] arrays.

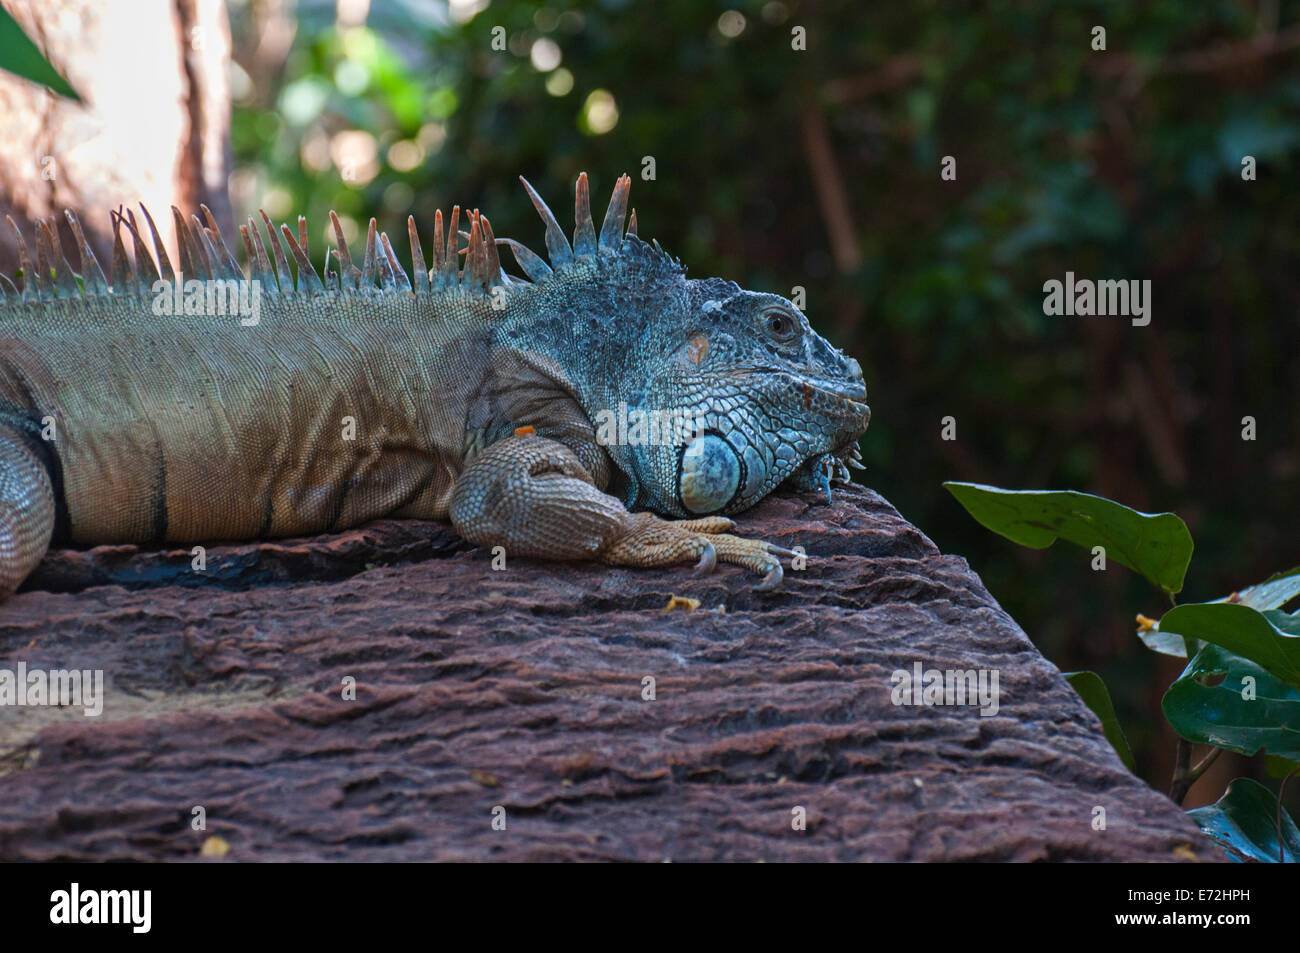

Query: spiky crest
[[0, 173, 674, 305]]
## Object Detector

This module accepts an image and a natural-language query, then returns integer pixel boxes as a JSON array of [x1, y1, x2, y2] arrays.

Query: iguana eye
[[762, 308, 798, 343]]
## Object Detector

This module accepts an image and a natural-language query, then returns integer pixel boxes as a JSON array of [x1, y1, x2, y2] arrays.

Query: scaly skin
[[0, 173, 869, 599]]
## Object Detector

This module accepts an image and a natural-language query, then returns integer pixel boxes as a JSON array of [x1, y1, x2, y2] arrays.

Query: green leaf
[[943, 482, 1193, 593], [1063, 671, 1136, 772], [1137, 626, 1189, 658], [1160, 602, 1300, 689], [0, 7, 80, 100], [1162, 643, 1300, 761], [1187, 778, 1300, 863], [1138, 567, 1300, 659], [1265, 608, 1300, 636], [1265, 755, 1300, 780], [1233, 565, 1300, 612]]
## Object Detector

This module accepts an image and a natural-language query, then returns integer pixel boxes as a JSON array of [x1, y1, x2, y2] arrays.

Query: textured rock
[[0, 485, 1216, 861]]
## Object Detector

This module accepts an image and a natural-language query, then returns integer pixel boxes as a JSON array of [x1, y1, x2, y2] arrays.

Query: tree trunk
[[0, 0, 232, 273]]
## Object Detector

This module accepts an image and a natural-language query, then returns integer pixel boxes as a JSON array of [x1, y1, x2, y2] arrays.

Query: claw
[[693, 541, 717, 575], [807, 452, 838, 504], [754, 560, 784, 592], [763, 542, 800, 558]]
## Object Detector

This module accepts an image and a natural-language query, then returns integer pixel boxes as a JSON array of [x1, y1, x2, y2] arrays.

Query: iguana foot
[[602, 512, 795, 591]]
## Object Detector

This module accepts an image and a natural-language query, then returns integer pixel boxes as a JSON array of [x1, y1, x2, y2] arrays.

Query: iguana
[[0, 173, 869, 600]]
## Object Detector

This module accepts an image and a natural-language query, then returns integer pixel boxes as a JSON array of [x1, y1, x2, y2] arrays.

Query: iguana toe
[[692, 541, 717, 575], [599, 513, 789, 588], [694, 532, 788, 589], [755, 561, 784, 592], [674, 516, 736, 534]]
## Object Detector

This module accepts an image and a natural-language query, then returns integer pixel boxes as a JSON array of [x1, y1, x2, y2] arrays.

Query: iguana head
[[661, 276, 871, 515], [502, 173, 870, 518]]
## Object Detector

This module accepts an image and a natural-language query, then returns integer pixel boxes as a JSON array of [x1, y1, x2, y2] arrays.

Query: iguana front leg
[[449, 434, 792, 588]]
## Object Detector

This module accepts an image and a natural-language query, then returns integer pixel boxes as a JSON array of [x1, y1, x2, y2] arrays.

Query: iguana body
[[0, 173, 869, 599]]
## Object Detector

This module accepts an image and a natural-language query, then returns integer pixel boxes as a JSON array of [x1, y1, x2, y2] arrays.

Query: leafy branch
[[946, 480, 1300, 862]]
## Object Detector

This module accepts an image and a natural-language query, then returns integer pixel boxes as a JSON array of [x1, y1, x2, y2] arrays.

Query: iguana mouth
[[810, 380, 869, 402], [798, 378, 871, 423], [737, 366, 869, 404]]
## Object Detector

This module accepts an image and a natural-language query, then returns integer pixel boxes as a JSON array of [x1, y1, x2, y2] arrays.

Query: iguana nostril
[[845, 357, 864, 384]]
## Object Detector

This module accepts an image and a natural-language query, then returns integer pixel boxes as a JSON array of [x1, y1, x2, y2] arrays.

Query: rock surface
[[0, 485, 1216, 861]]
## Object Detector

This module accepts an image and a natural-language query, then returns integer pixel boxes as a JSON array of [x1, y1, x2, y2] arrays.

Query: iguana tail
[[0, 425, 55, 599]]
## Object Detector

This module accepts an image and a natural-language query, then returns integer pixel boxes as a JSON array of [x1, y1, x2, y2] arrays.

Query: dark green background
[[231, 0, 1300, 802]]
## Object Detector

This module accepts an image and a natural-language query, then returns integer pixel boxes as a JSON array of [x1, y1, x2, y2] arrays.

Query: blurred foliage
[[229, 0, 1300, 799]]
